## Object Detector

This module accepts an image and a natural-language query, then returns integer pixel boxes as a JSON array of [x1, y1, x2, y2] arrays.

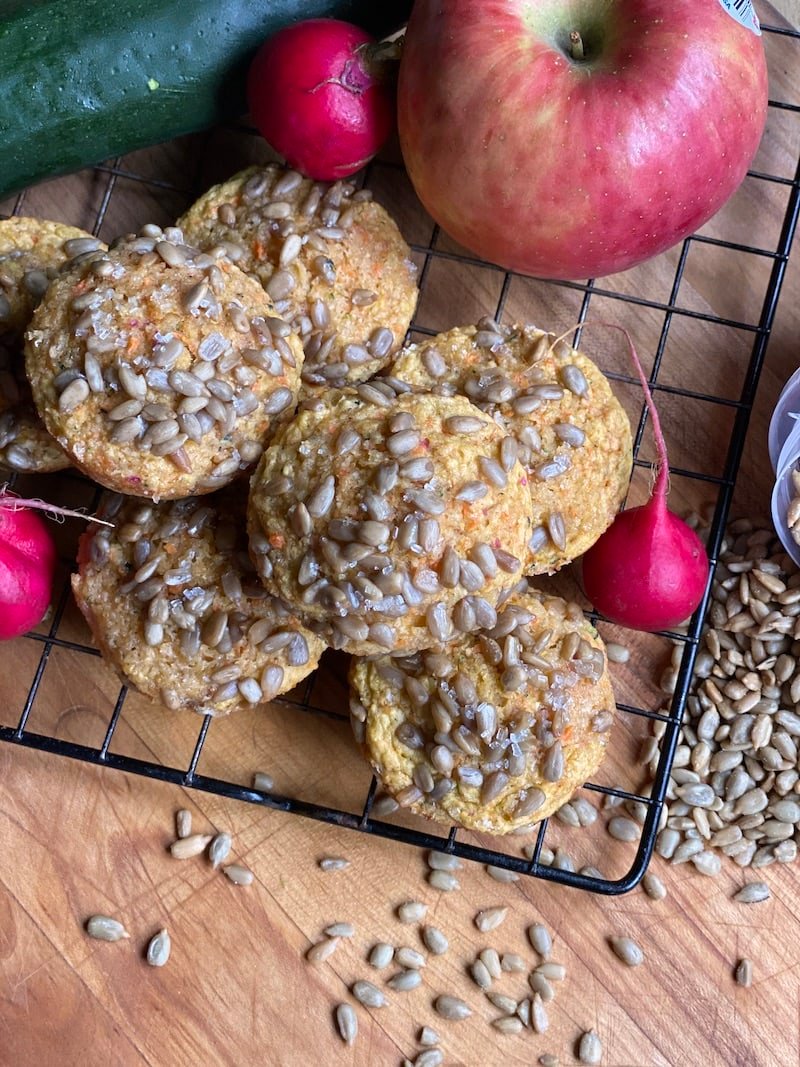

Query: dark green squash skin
[[0, 0, 411, 198]]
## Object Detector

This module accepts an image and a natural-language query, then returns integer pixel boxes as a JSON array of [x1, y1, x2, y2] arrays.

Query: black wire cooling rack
[[1, 20, 799, 895]]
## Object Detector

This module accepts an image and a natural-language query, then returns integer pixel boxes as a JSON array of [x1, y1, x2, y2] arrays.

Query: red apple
[[397, 0, 768, 280]]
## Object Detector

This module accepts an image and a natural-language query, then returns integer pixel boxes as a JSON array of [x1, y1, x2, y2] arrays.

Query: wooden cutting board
[[2, 5, 800, 1065]]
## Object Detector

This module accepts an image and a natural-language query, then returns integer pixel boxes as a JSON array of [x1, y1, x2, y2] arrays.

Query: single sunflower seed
[[208, 832, 232, 869], [319, 856, 350, 872], [335, 1002, 358, 1046], [419, 1026, 440, 1047], [428, 870, 459, 892], [578, 1029, 603, 1065], [145, 928, 171, 967], [434, 994, 472, 1021], [398, 900, 428, 923], [528, 923, 553, 958], [609, 936, 644, 967], [486, 864, 519, 883], [422, 926, 449, 956], [170, 833, 213, 859], [352, 979, 387, 1008], [388, 969, 422, 992], [175, 809, 192, 839], [475, 907, 508, 933], [369, 943, 395, 969], [307, 938, 340, 963], [733, 882, 770, 903], [85, 915, 130, 942], [223, 864, 254, 886], [642, 872, 667, 900], [325, 922, 355, 938], [492, 1016, 524, 1035], [735, 958, 753, 987]]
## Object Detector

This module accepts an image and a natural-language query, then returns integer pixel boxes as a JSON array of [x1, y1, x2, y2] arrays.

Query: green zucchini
[[0, 0, 411, 199]]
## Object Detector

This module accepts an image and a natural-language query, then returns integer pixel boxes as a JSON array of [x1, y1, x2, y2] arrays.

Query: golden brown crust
[[349, 589, 615, 834], [25, 226, 304, 500], [247, 387, 532, 656], [72, 492, 325, 717], [0, 217, 104, 472], [177, 165, 418, 393], [386, 322, 633, 573]]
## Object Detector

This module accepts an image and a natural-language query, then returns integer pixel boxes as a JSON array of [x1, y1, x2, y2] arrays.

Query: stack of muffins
[[2, 162, 632, 835]]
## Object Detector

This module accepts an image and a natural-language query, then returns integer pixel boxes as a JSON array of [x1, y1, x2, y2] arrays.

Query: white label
[[717, 0, 761, 34]]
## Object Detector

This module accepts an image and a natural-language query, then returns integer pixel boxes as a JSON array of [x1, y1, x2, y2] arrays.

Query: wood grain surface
[[2, 5, 800, 1066]]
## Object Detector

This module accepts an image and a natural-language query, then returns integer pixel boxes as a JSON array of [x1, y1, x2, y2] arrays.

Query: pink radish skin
[[247, 19, 396, 181], [581, 330, 709, 632], [0, 503, 56, 640], [0, 492, 111, 641]]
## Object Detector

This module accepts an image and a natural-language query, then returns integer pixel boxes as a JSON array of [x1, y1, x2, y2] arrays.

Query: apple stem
[[569, 30, 585, 61]]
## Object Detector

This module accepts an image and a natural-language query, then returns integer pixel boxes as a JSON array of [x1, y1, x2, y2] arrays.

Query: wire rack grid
[[1, 21, 799, 895]]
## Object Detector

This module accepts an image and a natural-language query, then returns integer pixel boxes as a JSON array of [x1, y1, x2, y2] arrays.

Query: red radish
[[0, 490, 111, 640], [581, 329, 709, 632], [247, 19, 397, 181]]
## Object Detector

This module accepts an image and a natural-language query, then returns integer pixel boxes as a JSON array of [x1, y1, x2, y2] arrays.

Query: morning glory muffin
[[247, 386, 532, 657], [0, 217, 106, 472], [386, 320, 632, 573], [25, 224, 304, 500], [178, 164, 418, 390], [349, 589, 615, 834], [72, 492, 325, 717]]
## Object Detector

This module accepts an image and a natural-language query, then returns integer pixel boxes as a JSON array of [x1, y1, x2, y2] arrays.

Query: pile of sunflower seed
[[649, 517, 800, 871]]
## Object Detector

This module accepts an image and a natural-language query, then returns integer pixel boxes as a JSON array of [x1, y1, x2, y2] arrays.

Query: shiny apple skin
[[398, 0, 768, 280]]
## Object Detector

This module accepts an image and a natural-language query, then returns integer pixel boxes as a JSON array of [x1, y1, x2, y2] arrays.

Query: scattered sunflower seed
[[470, 959, 492, 990], [487, 992, 518, 1015], [422, 926, 449, 956], [492, 1016, 524, 1035], [252, 771, 274, 791], [85, 915, 130, 942], [531, 993, 549, 1034], [388, 969, 422, 992], [145, 928, 171, 967], [528, 923, 552, 958], [479, 947, 502, 979], [393, 946, 423, 969], [434, 994, 472, 1021], [735, 958, 753, 987], [539, 1056, 560, 1067], [208, 832, 232, 869], [427, 851, 463, 871], [419, 1026, 440, 1047], [223, 864, 254, 886], [428, 870, 460, 892], [398, 900, 428, 923], [607, 816, 640, 843], [733, 882, 770, 903], [369, 943, 395, 969], [486, 864, 519, 883], [175, 809, 192, 839], [319, 856, 350, 872], [642, 872, 667, 901], [475, 907, 508, 933], [536, 961, 566, 981], [324, 922, 355, 938], [501, 953, 526, 973], [170, 833, 213, 859], [352, 979, 387, 1009], [609, 936, 644, 967], [578, 1029, 603, 1065], [336, 1002, 358, 1046], [307, 938, 340, 964], [414, 1051, 443, 1067]]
